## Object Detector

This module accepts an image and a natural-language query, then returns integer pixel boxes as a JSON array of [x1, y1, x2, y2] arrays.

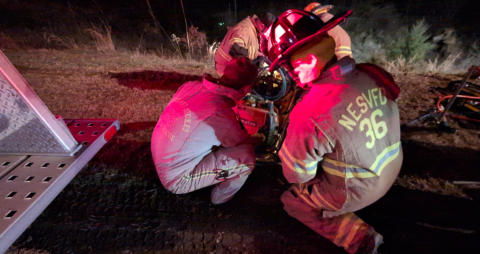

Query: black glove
[[252, 55, 267, 67]]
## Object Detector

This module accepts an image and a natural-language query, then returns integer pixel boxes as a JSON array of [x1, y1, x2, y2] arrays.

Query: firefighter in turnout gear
[[151, 57, 260, 205], [304, 2, 353, 60], [263, 9, 402, 254], [215, 14, 274, 77]]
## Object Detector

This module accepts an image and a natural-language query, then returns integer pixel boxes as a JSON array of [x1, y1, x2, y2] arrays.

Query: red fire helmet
[[263, 9, 352, 71]]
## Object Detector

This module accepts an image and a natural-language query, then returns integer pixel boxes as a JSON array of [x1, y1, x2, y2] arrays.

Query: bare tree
[[179, 0, 191, 56], [145, 0, 182, 55]]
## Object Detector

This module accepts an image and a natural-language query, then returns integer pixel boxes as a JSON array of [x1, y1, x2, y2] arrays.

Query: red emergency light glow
[[286, 13, 304, 25], [292, 53, 321, 86], [330, 65, 342, 81]]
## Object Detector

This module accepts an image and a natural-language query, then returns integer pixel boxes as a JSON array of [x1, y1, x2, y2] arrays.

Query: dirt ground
[[4, 50, 480, 254]]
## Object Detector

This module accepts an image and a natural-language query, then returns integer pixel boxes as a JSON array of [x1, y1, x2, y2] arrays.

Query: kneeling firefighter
[[151, 57, 261, 205], [263, 9, 403, 254]]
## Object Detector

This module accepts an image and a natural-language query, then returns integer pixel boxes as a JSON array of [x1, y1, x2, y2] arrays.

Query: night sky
[[0, 0, 478, 41], [112, 0, 479, 38]]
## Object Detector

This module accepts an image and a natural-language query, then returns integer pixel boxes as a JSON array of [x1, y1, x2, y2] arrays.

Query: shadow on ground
[[401, 138, 480, 181], [119, 121, 157, 133], [109, 70, 202, 90]]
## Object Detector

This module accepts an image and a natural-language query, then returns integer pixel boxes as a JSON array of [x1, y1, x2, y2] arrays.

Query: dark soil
[[109, 71, 201, 91]]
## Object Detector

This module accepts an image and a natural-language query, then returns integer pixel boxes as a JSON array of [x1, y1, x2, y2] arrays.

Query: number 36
[[359, 109, 388, 149]]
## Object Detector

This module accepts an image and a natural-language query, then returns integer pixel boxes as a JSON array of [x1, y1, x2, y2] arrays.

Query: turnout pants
[[168, 143, 255, 204], [281, 158, 401, 253]]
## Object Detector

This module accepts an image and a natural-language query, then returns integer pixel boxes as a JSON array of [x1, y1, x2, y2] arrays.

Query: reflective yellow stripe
[[305, 161, 318, 169], [249, 46, 255, 59], [280, 146, 317, 175], [370, 142, 401, 174], [313, 9, 328, 15], [294, 167, 316, 175], [323, 158, 377, 179], [336, 46, 352, 55], [324, 158, 359, 168], [334, 213, 354, 245], [311, 186, 341, 210], [183, 171, 217, 181], [324, 165, 377, 179], [465, 104, 480, 112], [323, 165, 346, 177], [217, 47, 232, 61], [293, 166, 316, 175], [298, 191, 318, 208], [229, 37, 245, 47], [376, 149, 400, 176], [182, 164, 253, 181], [342, 218, 365, 248], [347, 171, 377, 178], [279, 148, 296, 172], [289, 185, 318, 208]]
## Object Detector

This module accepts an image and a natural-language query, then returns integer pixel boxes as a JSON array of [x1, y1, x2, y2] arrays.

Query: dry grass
[[382, 52, 466, 75], [0, 32, 20, 50], [42, 32, 78, 49], [84, 25, 115, 52], [383, 57, 410, 74], [425, 52, 462, 74], [170, 26, 213, 61], [207, 41, 219, 63]]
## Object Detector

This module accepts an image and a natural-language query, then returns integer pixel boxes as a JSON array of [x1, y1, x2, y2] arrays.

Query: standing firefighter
[[151, 57, 259, 205], [263, 9, 402, 254], [304, 2, 353, 60], [215, 14, 274, 76]]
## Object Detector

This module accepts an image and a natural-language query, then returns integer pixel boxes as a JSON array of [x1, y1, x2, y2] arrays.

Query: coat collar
[[313, 57, 356, 84], [203, 76, 246, 102]]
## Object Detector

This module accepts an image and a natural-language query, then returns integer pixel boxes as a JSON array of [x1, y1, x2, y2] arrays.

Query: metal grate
[[0, 119, 119, 254], [0, 156, 28, 180]]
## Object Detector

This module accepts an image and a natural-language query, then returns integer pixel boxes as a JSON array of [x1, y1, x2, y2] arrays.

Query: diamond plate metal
[[0, 51, 78, 155]]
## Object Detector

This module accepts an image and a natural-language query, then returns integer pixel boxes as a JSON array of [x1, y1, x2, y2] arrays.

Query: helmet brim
[[269, 10, 352, 72]]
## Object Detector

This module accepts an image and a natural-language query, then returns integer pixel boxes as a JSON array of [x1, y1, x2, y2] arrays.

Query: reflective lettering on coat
[[161, 125, 175, 142], [338, 114, 356, 131], [356, 96, 368, 114], [160, 98, 191, 141], [347, 103, 362, 122], [339, 88, 388, 132], [371, 88, 379, 107], [183, 108, 192, 133], [379, 88, 387, 105]]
